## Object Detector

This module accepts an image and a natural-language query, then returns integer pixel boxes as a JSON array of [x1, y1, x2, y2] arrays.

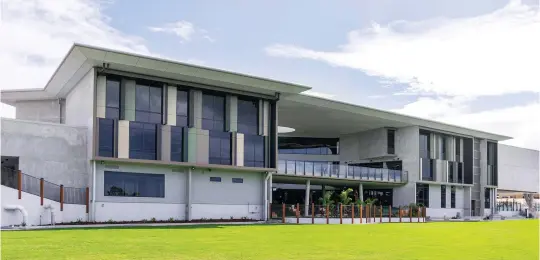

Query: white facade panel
[[498, 144, 539, 193], [94, 202, 186, 222]]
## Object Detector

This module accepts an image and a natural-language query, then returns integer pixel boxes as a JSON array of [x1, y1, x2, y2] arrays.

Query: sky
[[0, 0, 538, 149]]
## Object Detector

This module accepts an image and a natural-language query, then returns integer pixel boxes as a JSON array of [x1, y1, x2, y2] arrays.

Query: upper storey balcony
[[277, 160, 408, 183]]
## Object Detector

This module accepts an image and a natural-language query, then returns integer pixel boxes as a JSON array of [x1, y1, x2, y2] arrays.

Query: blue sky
[[0, 0, 538, 149]]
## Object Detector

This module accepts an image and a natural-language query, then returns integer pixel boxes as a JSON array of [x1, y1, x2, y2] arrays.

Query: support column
[[186, 168, 192, 221], [305, 180, 311, 216], [359, 183, 364, 202]]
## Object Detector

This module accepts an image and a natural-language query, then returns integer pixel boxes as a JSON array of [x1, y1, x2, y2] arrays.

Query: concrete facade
[[1, 44, 537, 225], [1, 118, 88, 187], [498, 144, 539, 193]]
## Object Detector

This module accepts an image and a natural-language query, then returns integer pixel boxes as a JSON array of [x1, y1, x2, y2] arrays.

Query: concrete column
[[117, 120, 130, 159], [121, 79, 136, 121], [186, 168, 192, 221], [190, 90, 202, 129], [166, 86, 177, 126], [304, 180, 311, 216], [96, 75, 106, 118], [268, 174, 273, 202], [226, 95, 238, 132], [160, 125, 171, 161], [235, 133, 244, 166], [359, 183, 364, 202]]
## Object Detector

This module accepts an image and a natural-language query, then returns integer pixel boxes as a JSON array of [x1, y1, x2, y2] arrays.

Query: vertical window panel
[[98, 118, 115, 157], [170, 126, 184, 162], [209, 131, 231, 165], [202, 93, 225, 131]]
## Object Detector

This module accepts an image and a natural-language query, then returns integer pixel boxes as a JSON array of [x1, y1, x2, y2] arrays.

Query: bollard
[[360, 205, 363, 223], [85, 187, 90, 213], [389, 205, 392, 223], [60, 185, 64, 211], [312, 203, 315, 224], [409, 207, 412, 223], [296, 203, 300, 224], [352, 204, 355, 224], [399, 206, 402, 222], [380, 205, 382, 223], [339, 204, 343, 224], [417, 207, 420, 223], [282, 203, 286, 224]]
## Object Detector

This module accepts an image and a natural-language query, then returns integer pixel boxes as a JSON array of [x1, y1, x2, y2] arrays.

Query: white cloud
[[266, 0, 540, 150], [265, 0, 540, 97], [0, 0, 150, 92], [149, 21, 214, 43], [395, 97, 540, 150]]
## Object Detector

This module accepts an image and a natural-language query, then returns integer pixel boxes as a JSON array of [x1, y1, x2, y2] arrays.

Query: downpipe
[[43, 204, 55, 226], [4, 205, 28, 228], [263, 172, 271, 222]]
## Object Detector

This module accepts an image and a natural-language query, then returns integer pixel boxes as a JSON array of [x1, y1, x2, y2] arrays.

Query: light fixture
[[277, 126, 295, 134]]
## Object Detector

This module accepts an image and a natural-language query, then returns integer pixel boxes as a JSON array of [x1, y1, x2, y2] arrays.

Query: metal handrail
[[277, 160, 407, 183]]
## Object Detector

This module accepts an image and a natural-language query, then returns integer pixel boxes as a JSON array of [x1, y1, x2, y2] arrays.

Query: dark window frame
[[244, 134, 265, 168], [485, 188, 491, 209], [98, 118, 115, 157], [105, 78, 121, 119], [209, 131, 232, 165], [387, 129, 395, 154], [176, 88, 189, 127], [170, 126, 184, 162], [134, 81, 163, 124], [129, 122, 158, 160], [416, 183, 430, 207], [451, 186, 456, 208], [441, 185, 447, 208], [104, 171, 165, 198], [202, 93, 226, 132], [232, 178, 243, 184], [210, 177, 222, 182], [237, 97, 259, 135]]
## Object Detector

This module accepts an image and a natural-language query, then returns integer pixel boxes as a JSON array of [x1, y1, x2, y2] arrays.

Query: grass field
[[1, 220, 538, 260]]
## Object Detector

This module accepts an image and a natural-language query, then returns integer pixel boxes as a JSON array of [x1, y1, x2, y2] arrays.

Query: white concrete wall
[[426, 208, 463, 219], [339, 128, 387, 162], [498, 144, 539, 193], [393, 126, 420, 206], [15, 99, 62, 123], [191, 204, 262, 220], [94, 202, 186, 222], [1, 186, 87, 227], [1, 118, 89, 187]]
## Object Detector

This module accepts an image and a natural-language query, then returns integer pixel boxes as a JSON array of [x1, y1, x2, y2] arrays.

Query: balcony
[[277, 160, 408, 183]]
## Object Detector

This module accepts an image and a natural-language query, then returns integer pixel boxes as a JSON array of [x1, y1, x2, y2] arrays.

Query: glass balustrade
[[276, 160, 407, 183]]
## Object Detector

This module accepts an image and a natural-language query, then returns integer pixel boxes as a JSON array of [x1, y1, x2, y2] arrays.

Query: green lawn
[[1, 221, 538, 260]]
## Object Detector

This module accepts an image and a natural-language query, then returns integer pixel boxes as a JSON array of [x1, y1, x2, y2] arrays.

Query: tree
[[339, 188, 354, 205], [318, 191, 335, 207]]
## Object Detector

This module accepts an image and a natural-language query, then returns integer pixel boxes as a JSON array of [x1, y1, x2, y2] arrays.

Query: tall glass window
[[209, 131, 231, 165], [176, 89, 189, 127], [170, 126, 184, 162], [237, 98, 258, 135], [455, 137, 461, 159], [441, 186, 447, 208], [244, 135, 265, 167], [105, 78, 120, 119], [440, 136, 446, 160], [416, 183, 429, 207], [484, 188, 491, 209], [387, 129, 395, 154], [129, 122, 158, 160], [419, 131, 430, 159], [202, 93, 225, 131], [451, 186, 456, 208], [98, 118, 115, 157], [278, 137, 339, 155], [135, 82, 162, 124]]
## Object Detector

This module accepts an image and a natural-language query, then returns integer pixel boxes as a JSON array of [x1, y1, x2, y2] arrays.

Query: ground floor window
[[416, 183, 429, 207], [441, 185, 446, 208], [104, 171, 165, 198], [485, 188, 491, 209], [363, 189, 393, 206], [451, 186, 456, 208]]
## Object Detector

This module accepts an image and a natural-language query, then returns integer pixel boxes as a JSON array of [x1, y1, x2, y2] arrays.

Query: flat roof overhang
[[1, 43, 311, 105], [278, 94, 511, 141]]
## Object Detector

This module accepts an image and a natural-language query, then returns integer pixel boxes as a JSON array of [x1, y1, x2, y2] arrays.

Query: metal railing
[[270, 203, 426, 223], [1, 167, 88, 208], [277, 160, 407, 183]]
